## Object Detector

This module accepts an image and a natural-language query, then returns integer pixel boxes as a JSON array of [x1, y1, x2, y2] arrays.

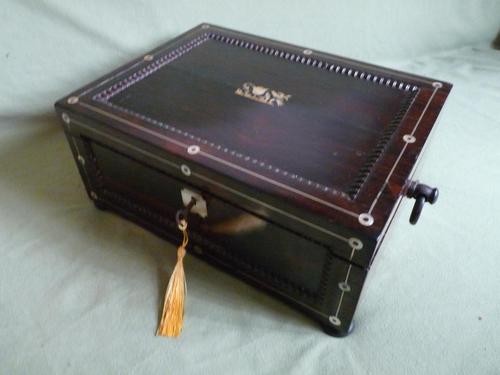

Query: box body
[[55, 24, 451, 336]]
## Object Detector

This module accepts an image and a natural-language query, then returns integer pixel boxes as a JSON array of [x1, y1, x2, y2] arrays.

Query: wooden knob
[[406, 181, 439, 225]]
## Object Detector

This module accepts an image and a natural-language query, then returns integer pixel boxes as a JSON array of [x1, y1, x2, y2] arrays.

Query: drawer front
[[64, 126, 367, 334]]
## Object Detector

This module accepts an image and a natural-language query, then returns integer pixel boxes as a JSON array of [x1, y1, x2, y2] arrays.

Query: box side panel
[[57, 112, 369, 335]]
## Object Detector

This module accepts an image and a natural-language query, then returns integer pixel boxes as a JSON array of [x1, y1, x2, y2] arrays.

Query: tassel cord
[[157, 198, 196, 337], [156, 220, 190, 337]]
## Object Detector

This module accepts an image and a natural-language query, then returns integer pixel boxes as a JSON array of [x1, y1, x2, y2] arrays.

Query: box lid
[[56, 24, 451, 263]]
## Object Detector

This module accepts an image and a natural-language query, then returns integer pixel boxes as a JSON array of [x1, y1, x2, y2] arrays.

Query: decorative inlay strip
[[209, 32, 418, 92], [346, 91, 417, 199], [368, 85, 440, 215], [330, 243, 361, 326], [94, 33, 211, 102]]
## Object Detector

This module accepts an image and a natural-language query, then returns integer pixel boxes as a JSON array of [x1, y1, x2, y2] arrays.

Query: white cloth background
[[1, 1, 500, 374]]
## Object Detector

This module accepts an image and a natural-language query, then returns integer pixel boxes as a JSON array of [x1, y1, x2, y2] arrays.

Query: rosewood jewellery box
[[55, 24, 451, 337]]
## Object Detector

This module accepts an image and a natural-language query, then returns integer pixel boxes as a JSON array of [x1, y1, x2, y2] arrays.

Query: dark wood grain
[[57, 24, 451, 238]]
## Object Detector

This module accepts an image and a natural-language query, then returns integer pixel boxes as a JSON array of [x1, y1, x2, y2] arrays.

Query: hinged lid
[[56, 23, 451, 252]]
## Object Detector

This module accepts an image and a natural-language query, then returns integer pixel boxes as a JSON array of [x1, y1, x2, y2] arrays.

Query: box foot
[[94, 200, 108, 211], [321, 321, 354, 337]]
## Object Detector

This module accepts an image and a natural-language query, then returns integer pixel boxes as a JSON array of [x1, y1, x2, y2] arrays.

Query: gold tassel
[[157, 220, 189, 337]]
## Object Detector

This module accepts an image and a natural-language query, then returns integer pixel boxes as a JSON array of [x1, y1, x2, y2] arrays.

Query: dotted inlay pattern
[[92, 31, 420, 201]]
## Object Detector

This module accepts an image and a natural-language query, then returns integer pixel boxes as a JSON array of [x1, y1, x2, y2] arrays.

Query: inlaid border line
[[334, 266, 351, 317], [80, 102, 188, 149], [77, 59, 146, 98], [78, 102, 360, 220], [77, 27, 204, 98], [69, 135, 95, 193], [69, 116, 351, 243], [367, 85, 440, 215], [331, 246, 357, 326], [92, 33, 211, 102]]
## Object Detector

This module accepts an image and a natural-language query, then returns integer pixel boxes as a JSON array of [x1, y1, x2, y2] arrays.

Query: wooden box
[[55, 24, 451, 336]]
